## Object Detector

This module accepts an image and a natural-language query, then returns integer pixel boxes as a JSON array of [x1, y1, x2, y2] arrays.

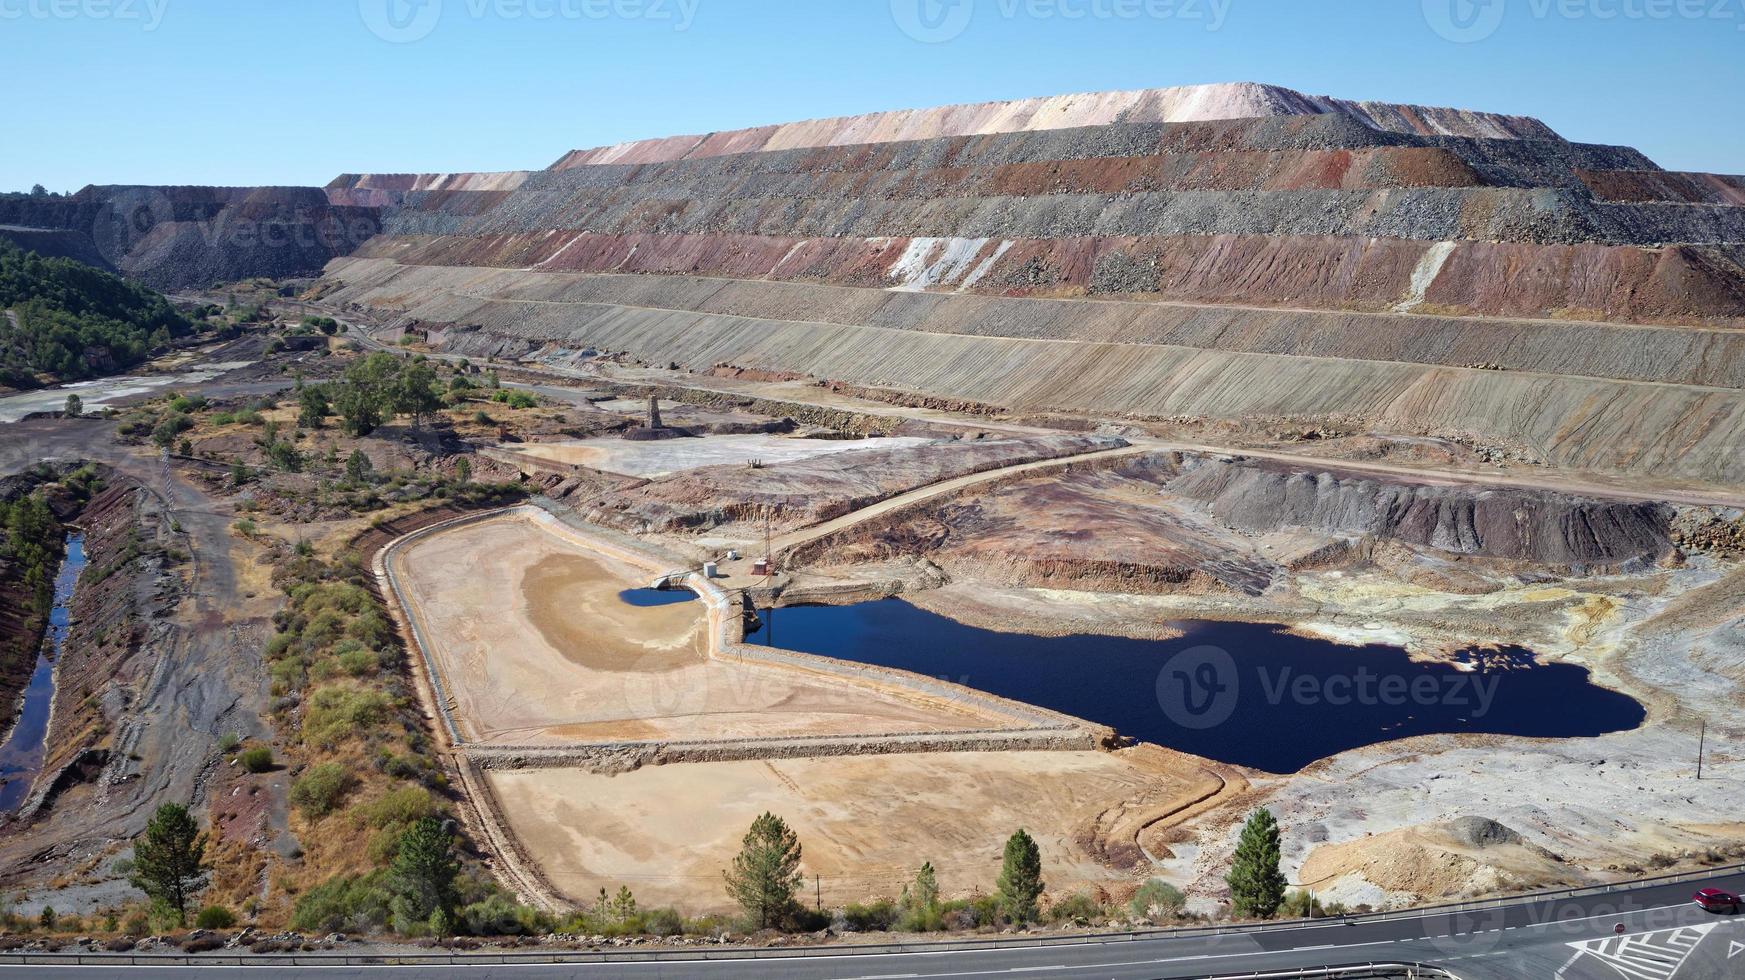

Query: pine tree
[[995, 829, 1045, 924], [1227, 808, 1288, 919], [899, 861, 942, 931], [128, 803, 209, 927], [389, 817, 459, 935], [722, 812, 804, 930]]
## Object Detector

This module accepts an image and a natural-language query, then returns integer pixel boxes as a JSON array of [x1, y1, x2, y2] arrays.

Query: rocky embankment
[[0, 186, 379, 290], [1164, 455, 1676, 570], [792, 452, 1678, 597], [10, 477, 188, 823]]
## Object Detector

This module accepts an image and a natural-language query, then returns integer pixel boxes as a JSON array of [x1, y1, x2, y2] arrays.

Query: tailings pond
[[745, 598, 1646, 773], [0, 532, 84, 812]]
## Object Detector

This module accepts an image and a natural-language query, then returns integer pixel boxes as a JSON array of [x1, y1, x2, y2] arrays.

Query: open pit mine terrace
[[11, 80, 1745, 915]]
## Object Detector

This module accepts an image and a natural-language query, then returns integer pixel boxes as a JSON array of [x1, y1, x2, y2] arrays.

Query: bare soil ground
[[486, 747, 1227, 914], [388, 514, 1006, 744], [510, 433, 933, 478]]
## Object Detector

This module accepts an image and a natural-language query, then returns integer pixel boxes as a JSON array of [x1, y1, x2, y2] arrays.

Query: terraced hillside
[[0, 185, 380, 289], [311, 82, 1739, 485]]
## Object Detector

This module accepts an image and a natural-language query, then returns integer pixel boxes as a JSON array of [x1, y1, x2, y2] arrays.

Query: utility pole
[[815, 874, 822, 913], [1697, 720, 1707, 780]]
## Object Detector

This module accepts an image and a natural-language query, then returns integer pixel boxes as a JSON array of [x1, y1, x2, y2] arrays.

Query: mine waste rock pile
[[12, 81, 1745, 484]]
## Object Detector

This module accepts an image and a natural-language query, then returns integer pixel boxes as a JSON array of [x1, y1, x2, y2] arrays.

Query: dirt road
[[0, 418, 285, 890]]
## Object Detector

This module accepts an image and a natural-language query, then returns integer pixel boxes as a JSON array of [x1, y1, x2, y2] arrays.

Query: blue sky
[[3, 0, 1740, 190]]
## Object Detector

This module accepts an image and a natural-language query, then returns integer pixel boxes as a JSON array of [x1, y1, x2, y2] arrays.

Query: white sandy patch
[[509, 433, 934, 478]]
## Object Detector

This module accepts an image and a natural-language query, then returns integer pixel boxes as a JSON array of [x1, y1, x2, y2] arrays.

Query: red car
[[1693, 888, 1741, 913]]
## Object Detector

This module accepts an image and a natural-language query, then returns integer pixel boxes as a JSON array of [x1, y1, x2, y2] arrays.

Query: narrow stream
[[0, 532, 85, 813]]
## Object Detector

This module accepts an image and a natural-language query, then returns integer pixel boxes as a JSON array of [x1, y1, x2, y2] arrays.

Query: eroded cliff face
[[0, 186, 380, 290], [1162, 456, 1676, 569], [791, 453, 1677, 599]]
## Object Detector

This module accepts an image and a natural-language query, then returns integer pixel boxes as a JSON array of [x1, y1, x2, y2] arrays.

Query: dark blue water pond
[[746, 598, 1645, 773], [618, 587, 698, 608], [0, 533, 85, 812]]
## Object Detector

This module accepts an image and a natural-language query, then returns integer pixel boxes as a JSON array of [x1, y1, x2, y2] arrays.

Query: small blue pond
[[618, 588, 699, 608], [0, 533, 85, 813], [745, 598, 1646, 773]]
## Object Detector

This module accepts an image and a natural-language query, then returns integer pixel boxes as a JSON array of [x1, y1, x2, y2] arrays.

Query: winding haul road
[[1, 871, 1741, 978]]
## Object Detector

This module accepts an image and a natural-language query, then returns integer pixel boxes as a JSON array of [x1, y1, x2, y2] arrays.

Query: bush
[[842, 899, 898, 932], [1129, 878, 1186, 919], [150, 412, 193, 447], [238, 746, 274, 773], [337, 644, 378, 676], [217, 734, 241, 753], [1046, 892, 1104, 925], [303, 686, 393, 746], [640, 906, 685, 936], [291, 871, 392, 933], [290, 762, 354, 819], [193, 905, 235, 929], [360, 787, 438, 829]]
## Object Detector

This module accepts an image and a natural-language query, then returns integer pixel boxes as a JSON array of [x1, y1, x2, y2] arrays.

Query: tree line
[[117, 796, 1307, 938], [0, 239, 197, 388]]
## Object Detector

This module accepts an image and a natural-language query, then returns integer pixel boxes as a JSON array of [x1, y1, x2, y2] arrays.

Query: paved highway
[[3, 871, 1741, 979]]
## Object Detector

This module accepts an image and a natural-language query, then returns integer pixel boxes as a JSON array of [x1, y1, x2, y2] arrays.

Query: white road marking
[[1562, 923, 1714, 980]]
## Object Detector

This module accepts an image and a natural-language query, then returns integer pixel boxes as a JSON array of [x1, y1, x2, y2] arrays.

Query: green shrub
[[842, 898, 898, 932], [303, 686, 393, 746], [1129, 878, 1186, 919], [345, 610, 393, 649], [218, 733, 241, 753], [238, 746, 274, 773], [360, 787, 438, 829], [337, 644, 378, 676], [290, 762, 354, 819], [291, 871, 392, 933], [150, 412, 193, 447], [269, 656, 308, 693], [193, 905, 235, 929], [264, 631, 296, 660], [1046, 892, 1104, 925]]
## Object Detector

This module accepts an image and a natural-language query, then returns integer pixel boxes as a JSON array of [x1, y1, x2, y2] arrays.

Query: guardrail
[[0, 947, 1468, 973], [1203, 965, 1460, 980]]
